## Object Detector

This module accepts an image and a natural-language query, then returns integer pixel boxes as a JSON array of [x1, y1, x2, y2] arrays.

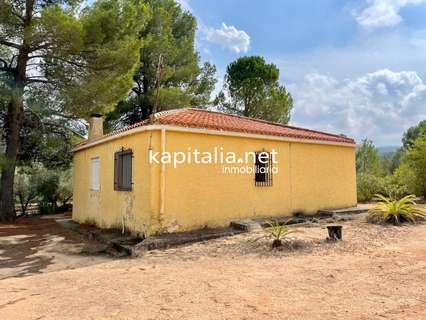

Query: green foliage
[[14, 165, 73, 215], [357, 169, 411, 202], [105, 0, 216, 129], [1, 0, 148, 218], [357, 173, 384, 202], [391, 163, 416, 194], [226, 56, 279, 96], [265, 220, 295, 248], [14, 167, 40, 215], [36, 170, 60, 214], [215, 56, 293, 124], [355, 136, 426, 202], [386, 147, 404, 175], [18, 110, 75, 168], [56, 169, 73, 209], [367, 194, 426, 225], [36, 167, 73, 214], [381, 152, 396, 176], [402, 120, 426, 150], [356, 139, 383, 176], [0, 0, 149, 127], [0, 154, 7, 171], [380, 174, 409, 201], [356, 139, 387, 201], [404, 136, 426, 197], [46, 0, 149, 117], [2, 0, 146, 115]]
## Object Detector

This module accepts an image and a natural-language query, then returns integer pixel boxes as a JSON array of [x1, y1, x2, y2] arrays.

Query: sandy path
[[1, 219, 426, 320], [0, 214, 109, 280]]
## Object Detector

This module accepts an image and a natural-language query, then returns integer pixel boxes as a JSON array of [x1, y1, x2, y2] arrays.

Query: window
[[255, 151, 273, 187], [91, 157, 100, 191], [114, 148, 133, 191]]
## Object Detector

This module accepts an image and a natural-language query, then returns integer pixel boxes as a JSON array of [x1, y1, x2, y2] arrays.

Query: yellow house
[[73, 108, 357, 235]]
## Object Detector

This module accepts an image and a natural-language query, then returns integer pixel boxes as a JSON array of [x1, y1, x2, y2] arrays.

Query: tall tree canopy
[[356, 139, 383, 176], [404, 136, 426, 197], [0, 0, 148, 220], [105, 0, 217, 130], [214, 56, 293, 124], [402, 119, 426, 149]]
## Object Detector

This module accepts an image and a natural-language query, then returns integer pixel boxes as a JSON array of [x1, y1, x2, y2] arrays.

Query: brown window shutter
[[114, 149, 133, 191]]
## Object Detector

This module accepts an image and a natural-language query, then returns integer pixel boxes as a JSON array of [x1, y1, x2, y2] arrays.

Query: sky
[[177, 0, 426, 146]]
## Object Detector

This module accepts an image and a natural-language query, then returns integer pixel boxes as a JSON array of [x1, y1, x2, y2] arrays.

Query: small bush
[[380, 175, 409, 200], [14, 167, 40, 215], [357, 173, 384, 202], [14, 165, 73, 215], [367, 194, 426, 225], [357, 172, 411, 202], [265, 220, 296, 248]]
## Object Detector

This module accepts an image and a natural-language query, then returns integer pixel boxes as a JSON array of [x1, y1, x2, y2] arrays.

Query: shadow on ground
[[0, 213, 110, 280]]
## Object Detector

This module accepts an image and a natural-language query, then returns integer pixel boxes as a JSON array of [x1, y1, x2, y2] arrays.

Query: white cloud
[[354, 0, 426, 29], [200, 23, 250, 53], [271, 28, 426, 145], [291, 69, 426, 145], [274, 29, 426, 85]]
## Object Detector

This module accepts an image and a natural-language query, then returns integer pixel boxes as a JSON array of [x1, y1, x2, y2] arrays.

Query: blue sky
[[177, 0, 426, 146]]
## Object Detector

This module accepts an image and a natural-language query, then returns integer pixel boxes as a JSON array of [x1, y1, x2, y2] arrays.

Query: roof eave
[[73, 124, 356, 152]]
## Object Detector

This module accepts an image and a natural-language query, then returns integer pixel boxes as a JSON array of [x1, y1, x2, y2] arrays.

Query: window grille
[[255, 151, 273, 187]]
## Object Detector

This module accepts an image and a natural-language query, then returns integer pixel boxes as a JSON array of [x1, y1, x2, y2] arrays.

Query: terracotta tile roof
[[75, 108, 355, 149]]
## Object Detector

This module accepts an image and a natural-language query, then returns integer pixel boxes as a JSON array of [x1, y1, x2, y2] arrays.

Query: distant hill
[[377, 146, 399, 155]]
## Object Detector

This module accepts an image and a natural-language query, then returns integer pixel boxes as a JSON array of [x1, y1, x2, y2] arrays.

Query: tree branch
[[26, 78, 53, 84], [29, 42, 52, 53], [0, 57, 8, 67], [28, 54, 88, 69], [0, 39, 21, 50], [11, 10, 25, 23], [10, 55, 17, 67], [0, 58, 14, 72]]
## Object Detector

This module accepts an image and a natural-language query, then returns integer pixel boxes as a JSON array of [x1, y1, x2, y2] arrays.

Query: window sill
[[114, 188, 133, 192]]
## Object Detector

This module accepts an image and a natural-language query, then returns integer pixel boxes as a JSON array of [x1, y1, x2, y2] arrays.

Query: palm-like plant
[[265, 220, 296, 248], [368, 194, 426, 225]]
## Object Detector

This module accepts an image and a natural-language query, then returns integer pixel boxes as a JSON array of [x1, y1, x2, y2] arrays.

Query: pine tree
[[0, 0, 148, 220]]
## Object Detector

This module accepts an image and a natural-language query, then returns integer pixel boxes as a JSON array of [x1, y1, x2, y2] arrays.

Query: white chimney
[[88, 114, 104, 140]]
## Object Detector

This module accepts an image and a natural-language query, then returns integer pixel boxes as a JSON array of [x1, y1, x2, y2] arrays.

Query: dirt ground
[[0, 213, 109, 280], [1, 212, 426, 320]]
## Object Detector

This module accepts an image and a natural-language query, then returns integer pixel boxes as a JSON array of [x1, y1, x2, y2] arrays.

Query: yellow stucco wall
[[73, 127, 357, 234], [73, 130, 161, 235], [161, 130, 356, 231], [290, 143, 357, 213]]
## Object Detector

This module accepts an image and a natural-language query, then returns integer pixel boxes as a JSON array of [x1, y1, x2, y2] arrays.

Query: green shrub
[[380, 174, 409, 200], [14, 167, 40, 215], [265, 220, 296, 248], [368, 194, 426, 225], [56, 169, 73, 210], [357, 171, 412, 202], [36, 170, 60, 214], [357, 173, 384, 202], [404, 136, 426, 197], [14, 165, 73, 215]]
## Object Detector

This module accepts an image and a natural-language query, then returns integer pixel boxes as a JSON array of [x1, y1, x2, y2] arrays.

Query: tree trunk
[[0, 98, 24, 221], [141, 77, 151, 120], [0, 1, 32, 222]]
